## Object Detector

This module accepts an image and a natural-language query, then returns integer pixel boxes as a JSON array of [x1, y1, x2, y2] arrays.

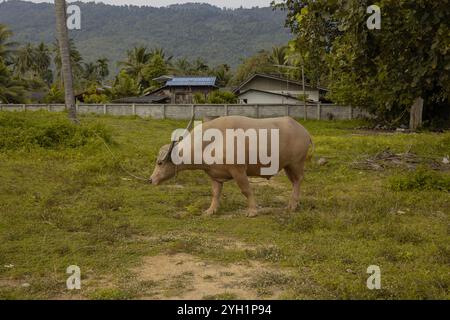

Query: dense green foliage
[[274, 0, 450, 125], [0, 59, 27, 103], [0, 1, 291, 69], [194, 90, 237, 104], [390, 168, 450, 192], [0, 111, 111, 150]]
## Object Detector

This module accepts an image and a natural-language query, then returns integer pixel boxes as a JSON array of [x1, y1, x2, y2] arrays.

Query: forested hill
[[0, 0, 291, 68]]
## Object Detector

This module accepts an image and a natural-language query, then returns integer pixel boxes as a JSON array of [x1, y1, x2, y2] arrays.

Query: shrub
[[389, 168, 450, 192], [0, 111, 112, 150], [193, 90, 237, 104]]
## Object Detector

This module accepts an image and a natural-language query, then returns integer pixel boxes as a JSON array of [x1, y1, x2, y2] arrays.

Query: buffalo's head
[[149, 116, 195, 186], [149, 144, 177, 185]]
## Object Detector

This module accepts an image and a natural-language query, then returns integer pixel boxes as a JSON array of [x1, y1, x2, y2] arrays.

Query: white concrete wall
[[0, 103, 370, 120]]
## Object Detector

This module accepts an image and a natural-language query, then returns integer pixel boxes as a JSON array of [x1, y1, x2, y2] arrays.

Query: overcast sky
[[24, 0, 273, 8]]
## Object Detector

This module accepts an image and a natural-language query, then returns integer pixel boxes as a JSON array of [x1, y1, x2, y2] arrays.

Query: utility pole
[[301, 65, 307, 120], [273, 64, 307, 120]]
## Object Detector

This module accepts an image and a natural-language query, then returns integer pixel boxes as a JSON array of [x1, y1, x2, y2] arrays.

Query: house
[[233, 73, 328, 104], [112, 94, 170, 104], [146, 76, 218, 104]]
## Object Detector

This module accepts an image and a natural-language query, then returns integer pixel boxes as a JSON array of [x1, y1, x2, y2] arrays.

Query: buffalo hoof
[[204, 208, 217, 216], [287, 203, 298, 212], [247, 208, 258, 218]]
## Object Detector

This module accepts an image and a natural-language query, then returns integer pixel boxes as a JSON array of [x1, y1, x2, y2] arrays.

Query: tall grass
[[0, 111, 112, 150]]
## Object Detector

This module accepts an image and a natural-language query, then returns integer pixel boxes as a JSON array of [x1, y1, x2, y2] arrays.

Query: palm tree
[[13, 44, 35, 77], [0, 24, 17, 63], [34, 43, 52, 85], [269, 46, 288, 67], [83, 62, 99, 83], [149, 47, 173, 65], [193, 58, 209, 75], [0, 60, 27, 103], [172, 57, 191, 75], [118, 46, 152, 87], [53, 39, 83, 86], [213, 64, 232, 87], [54, 0, 77, 122], [96, 57, 109, 82]]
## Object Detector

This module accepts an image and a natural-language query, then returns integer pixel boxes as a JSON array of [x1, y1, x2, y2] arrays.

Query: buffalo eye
[[157, 161, 163, 166]]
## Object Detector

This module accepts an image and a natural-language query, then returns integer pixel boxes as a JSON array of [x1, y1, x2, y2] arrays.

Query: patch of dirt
[[132, 253, 291, 300], [215, 236, 259, 251], [351, 148, 448, 171], [0, 278, 21, 288]]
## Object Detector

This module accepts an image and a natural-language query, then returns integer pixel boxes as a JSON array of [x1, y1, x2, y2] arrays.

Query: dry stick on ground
[[351, 147, 445, 171]]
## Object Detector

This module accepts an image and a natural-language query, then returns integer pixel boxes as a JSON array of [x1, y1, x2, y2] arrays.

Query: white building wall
[[238, 91, 302, 105], [239, 77, 320, 102]]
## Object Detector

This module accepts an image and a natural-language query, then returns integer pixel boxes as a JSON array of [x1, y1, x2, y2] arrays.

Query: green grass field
[[0, 111, 449, 300]]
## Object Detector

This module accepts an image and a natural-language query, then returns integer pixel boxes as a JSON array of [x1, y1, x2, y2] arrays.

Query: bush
[[389, 168, 450, 192], [193, 90, 237, 104], [0, 111, 112, 150]]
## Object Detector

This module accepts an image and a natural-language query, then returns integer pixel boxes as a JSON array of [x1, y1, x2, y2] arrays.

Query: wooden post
[[224, 104, 228, 116], [22, 104, 26, 111], [302, 65, 307, 121], [47, 104, 51, 112], [191, 104, 195, 120], [132, 103, 136, 116], [75, 103, 79, 113], [255, 104, 260, 118], [286, 105, 289, 116], [349, 106, 354, 120], [103, 104, 107, 115], [410, 97, 424, 131], [317, 102, 322, 120], [162, 104, 166, 119]]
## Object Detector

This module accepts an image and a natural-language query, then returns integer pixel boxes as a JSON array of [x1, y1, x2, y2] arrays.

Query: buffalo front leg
[[230, 168, 258, 217], [205, 180, 223, 216]]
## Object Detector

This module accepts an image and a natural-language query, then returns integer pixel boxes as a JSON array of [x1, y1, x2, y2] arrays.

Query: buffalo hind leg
[[205, 180, 223, 216], [229, 168, 258, 217], [285, 163, 305, 212]]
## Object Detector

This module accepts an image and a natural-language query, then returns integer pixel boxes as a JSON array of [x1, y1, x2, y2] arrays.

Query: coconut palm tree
[[149, 47, 173, 65], [34, 43, 52, 85], [53, 39, 83, 86], [13, 44, 35, 77], [269, 46, 288, 67], [83, 62, 99, 83], [118, 46, 152, 87], [96, 57, 109, 83], [54, 0, 77, 122], [0, 24, 17, 63], [193, 58, 209, 75], [172, 57, 191, 75], [0, 60, 27, 103]]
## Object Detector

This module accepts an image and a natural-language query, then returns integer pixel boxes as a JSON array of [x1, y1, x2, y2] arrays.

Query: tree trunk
[[54, 0, 77, 123], [302, 65, 307, 120], [409, 97, 424, 131]]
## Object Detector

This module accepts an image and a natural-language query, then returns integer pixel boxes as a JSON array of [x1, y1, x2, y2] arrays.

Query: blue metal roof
[[166, 77, 217, 87]]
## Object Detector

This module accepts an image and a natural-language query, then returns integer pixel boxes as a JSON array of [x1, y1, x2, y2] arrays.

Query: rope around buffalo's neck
[[93, 131, 150, 182]]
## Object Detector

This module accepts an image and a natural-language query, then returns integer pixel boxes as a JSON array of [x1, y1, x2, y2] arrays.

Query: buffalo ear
[[163, 115, 195, 163], [163, 141, 176, 163]]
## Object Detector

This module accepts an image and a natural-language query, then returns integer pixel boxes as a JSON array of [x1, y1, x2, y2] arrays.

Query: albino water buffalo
[[150, 116, 314, 217]]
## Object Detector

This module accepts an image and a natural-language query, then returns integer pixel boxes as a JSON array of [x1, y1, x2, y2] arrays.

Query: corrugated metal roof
[[112, 95, 169, 104], [166, 77, 217, 87]]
